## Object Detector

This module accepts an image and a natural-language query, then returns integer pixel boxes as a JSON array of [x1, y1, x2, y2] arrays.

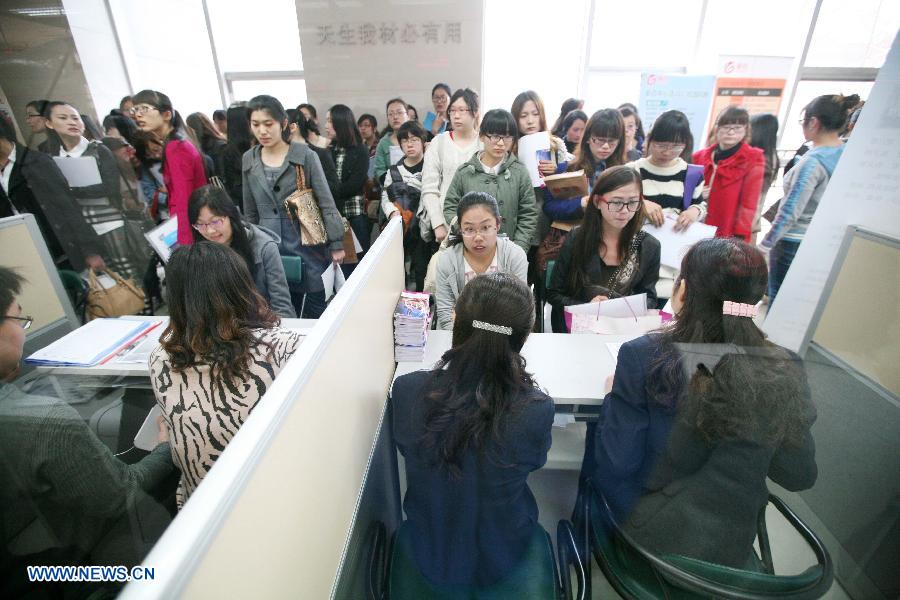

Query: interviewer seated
[[434, 192, 528, 330], [591, 238, 817, 569], [150, 242, 302, 508]]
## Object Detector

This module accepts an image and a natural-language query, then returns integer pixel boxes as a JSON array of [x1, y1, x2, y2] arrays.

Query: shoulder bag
[[283, 164, 328, 246]]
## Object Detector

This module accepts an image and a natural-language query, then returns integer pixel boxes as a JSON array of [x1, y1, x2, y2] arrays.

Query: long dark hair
[[567, 166, 645, 294], [186, 112, 226, 155], [551, 98, 583, 136], [329, 104, 363, 148], [160, 242, 278, 380], [570, 109, 626, 178], [750, 113, 779, 187], [225, 105, 253, 153], [188, 185, 256, 276], [650, 239, 807, 445], [422, 272, 538, 476], [646, 109, 694, 162], [802, 93, 861, 132]]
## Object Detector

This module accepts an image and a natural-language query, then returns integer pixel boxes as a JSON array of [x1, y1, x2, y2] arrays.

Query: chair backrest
[[281, 256, 303, 284], [544, 260, 556, 289]]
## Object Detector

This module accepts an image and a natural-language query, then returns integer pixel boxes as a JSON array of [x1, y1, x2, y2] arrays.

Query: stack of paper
[[394, 291, 430, 362], [26, 318, 160, 367]]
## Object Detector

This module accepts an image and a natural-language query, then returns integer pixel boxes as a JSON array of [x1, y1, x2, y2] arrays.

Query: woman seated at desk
[[591, 238, 817, 569], [545, 166, 661, 332], [392, 272, 554, 590], [150, 242, 302, 508], [189, 185, 295, 318], [434, 191, 528, 330]]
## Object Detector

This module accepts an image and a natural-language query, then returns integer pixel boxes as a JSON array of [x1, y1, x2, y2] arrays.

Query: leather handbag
[[85, 269, 145, 320], [283, 165, 328, 246]]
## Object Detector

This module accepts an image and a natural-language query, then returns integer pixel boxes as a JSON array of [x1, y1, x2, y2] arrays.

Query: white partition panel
[[121, 218, 404, 599]]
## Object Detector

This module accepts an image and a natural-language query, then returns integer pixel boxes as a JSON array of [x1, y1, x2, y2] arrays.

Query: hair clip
[[722, 301, 758, 318], [472, 320, 512, 335]]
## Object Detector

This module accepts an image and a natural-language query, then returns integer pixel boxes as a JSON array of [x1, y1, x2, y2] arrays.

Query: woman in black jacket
[[325, 104, 370, 259], [291, 111, 340, 200]]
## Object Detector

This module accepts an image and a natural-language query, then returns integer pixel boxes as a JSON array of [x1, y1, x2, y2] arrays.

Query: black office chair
[[365, 520, 586, 599], [573, 484, 833, 600]]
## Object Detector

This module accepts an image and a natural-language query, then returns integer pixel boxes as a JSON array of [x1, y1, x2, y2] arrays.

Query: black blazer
[[328, 144, 368, 214], [308, 144, 340, 200], [221, 142, 245, 210], [0, 144, 103, 270]]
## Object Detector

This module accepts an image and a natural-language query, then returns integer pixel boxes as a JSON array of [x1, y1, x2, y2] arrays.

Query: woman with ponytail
[[592, 238, 817, 569], [760, 93, 859, 304], [392, 272, 554, 588]]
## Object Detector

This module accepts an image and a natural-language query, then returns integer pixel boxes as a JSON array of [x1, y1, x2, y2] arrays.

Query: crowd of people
[[0, 81, 864, 596]]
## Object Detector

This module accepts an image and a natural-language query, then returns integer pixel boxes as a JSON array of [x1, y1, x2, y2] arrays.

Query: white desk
[[34, 316, 318, 378], [394, 330, 638, 406]]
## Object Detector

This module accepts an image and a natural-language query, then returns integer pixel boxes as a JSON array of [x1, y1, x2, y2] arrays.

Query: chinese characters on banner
[[708, 55, 794, 124], [639, 73, 716, 148], [316, 21, 462, 46]]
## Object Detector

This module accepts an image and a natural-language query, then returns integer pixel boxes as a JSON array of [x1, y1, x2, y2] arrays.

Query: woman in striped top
[[150, 242, 302, 507]]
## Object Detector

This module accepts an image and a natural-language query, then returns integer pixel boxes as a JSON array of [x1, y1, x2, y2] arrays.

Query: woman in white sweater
[[420, 88, 482, 243], [435, 191, 528, 330]]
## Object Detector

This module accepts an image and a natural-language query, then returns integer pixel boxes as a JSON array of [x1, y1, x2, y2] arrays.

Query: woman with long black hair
[[325, 104, 370, 257], [391, 272, 554, 589], [221, 105, 253, 209]]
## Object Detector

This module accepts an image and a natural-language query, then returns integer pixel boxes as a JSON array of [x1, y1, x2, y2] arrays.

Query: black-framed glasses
[[485, 134, 513, 145], [599, 198, 641, 212], [129, 105, 158, 116], [4, 315, 33, 330], [590, 136, 619, 148]]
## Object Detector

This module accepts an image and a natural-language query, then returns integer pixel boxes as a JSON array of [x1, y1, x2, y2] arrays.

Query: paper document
[[553, 413, 576, 428], [564, 294, 649, 320], [134, 405, 162, 451], [53, 156, 102, 187], [321, 263, 346, 301], [517, 131, 551, 187], [642, 215, 717, 269], [144, 217, 178, 263], [114, 333, 161, 364], [351, 228, 363, 254], [26, 318, 157, 367]]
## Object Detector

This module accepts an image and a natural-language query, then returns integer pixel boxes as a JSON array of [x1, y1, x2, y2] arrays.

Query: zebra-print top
[[149, 327, 302, 507]]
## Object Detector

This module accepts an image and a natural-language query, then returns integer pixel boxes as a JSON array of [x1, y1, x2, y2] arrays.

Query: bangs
[[588, 111, 623, 139], [648, 114, 692, 144], [480, 109, 517, 137], [717, 106, 750, 126]]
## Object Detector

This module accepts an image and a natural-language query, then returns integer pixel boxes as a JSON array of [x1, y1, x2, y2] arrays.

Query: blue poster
[[639, 73, 716, 149]]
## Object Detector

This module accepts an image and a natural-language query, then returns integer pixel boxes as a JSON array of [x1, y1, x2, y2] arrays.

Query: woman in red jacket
[[692, 107, 764, 241], [131, 90, 207, 245]]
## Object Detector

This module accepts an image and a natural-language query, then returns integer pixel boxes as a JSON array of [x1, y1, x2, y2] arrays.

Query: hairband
[[472, 320, 512, 336], [722, 301, 758, 318]]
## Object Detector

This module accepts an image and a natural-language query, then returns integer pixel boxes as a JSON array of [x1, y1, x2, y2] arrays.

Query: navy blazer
[[391, 370, 554, 587], [592, 334, 818, 568]]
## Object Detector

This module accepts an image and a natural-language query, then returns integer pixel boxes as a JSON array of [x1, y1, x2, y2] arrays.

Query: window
[[805, 0, 899, 68], [780, 80, 873, 150]]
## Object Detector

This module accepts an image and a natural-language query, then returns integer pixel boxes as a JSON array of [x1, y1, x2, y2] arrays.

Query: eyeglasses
[[484, 134, 513, 145], [719, 124, 746, 133], [651, 142, 686, 152], [449, 108, 471, 116], [387, 110, 407, 118], [590, 137, 619, 148], [192, 217, 226, 232], [4, 315, 33, 330], [129, 105, 159, 116], [25, 113, 42, 119], [460, 224, 498, 237], [432, 95, 450, 102], [598, 197, 641, 212]]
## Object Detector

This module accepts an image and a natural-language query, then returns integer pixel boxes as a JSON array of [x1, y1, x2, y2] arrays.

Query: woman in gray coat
[[242, 96, 345, 317], [435, 192, 528, 330], [189, 185, 295, 318]]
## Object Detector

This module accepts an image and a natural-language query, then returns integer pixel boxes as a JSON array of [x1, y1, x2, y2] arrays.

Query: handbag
[[85, 269, 146, 320], [536, 223, 574, 272], [283, 165, 328, 246]]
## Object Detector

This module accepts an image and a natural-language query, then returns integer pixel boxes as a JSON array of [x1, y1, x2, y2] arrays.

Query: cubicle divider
[[121, 218, 405, 599]]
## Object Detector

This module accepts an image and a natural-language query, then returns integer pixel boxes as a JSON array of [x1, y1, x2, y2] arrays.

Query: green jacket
[[442, 152, 537, 252]]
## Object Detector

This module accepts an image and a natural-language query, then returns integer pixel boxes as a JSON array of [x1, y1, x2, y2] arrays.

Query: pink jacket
[[163, 139, 207, 245]]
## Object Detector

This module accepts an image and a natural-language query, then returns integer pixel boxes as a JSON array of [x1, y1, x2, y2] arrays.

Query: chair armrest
[[557, 520, 587, 600]]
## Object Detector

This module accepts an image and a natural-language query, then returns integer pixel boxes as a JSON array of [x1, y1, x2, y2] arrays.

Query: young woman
[[189, 185, 294, 318], [326, 104, 371, 257], [357, 113, 379, 158], [435, 192, 528, 329], [692, 106, 765, 242], [292, 110, 340, 199], [546, 166, 660, 332], [423, 83, 451, 137], [131, 89, 207, 245], [373, 98, 409, 183], [749, 113, 779, 243], [618, 102, 645, 156], [442, 109, 537, 253], [297, 103, 330, 148], [242, 95, 345, 318], [150, 242, 302, 507], [551, 97, 584, 138], [420, 88, 482, 243], [559, 109, 588, 154], [391, 271, 554, 588], [186, 112, 227, 178], [592, 238, 817, 568], [220, 105, 253, 210], [406, 104, 420, 123], [761, 94, 858, 304], [44, 101, 145, 281]]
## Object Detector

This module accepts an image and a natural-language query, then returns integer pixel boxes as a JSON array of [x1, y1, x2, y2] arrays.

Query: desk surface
[[394, 330, 639, 405], [36, 316, 318, 377]]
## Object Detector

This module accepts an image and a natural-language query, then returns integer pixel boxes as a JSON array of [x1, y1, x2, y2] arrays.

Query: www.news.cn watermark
[[27, 565, 155, 583]]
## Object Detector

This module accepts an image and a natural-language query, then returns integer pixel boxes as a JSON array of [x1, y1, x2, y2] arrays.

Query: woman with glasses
[[434, 191, 528, 330], [373, 98, 409, 184], [442, 109, 537, 254], [131, 90, 208, 245], [692, 106, 765, 242], [546, 166, 660, 332], [423, 83, 451, 137], [189, 185, 294, 318], [420, 88, 482, 245], [619, 103, 645, 159]]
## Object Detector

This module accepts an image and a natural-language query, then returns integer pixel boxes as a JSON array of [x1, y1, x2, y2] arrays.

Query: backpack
[[385, 163, 421, 240]]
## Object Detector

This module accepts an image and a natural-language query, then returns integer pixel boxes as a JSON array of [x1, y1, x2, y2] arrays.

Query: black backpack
[[385, 163, 421, 239]]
